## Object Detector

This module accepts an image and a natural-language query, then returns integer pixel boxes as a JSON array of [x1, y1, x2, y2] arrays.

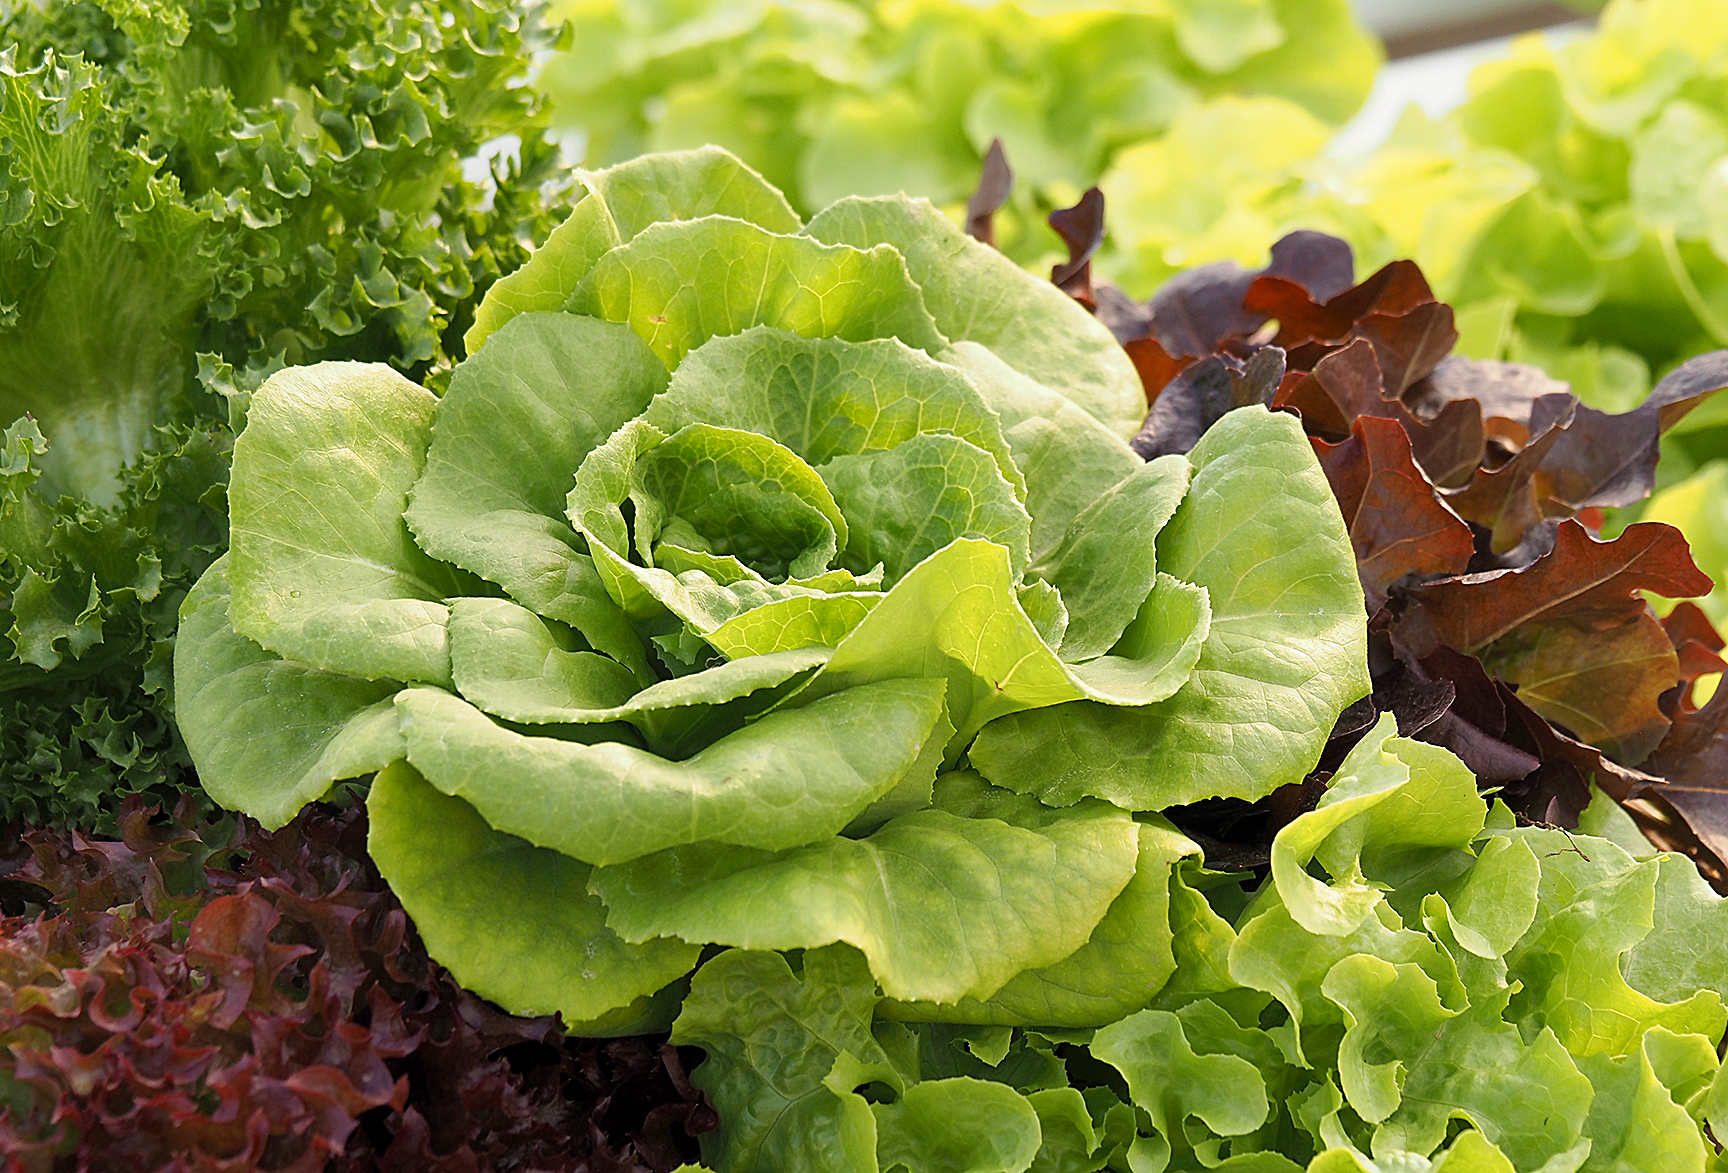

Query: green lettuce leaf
[[568, 216, 946, 367], [393, 679, 949, 866], [226, 362, 479, 686], [173, 555, 400, 828], [590, 793, 1140, 1004], [671, 946, 890, 1173], [367, 760, 699, 1030], [804, 196, 1146, 439], [970, 406, 1369, 810], [404, 310, 666, 679]]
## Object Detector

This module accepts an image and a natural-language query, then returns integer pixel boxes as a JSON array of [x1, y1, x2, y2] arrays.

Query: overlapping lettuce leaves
[[175, 147, 1368, 1031], [534, 0, 1380, 267], [0, 0, 564, 828], [670, 718, 1728, 1173]]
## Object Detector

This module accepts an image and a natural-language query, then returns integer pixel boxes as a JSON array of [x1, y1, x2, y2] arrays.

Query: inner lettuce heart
[[174, 146, 1368, 1029]]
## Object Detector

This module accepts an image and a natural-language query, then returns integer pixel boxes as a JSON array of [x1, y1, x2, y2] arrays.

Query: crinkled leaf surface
[[568, 216, 945, 367], [227, 362, 479, 686], [394, 680, 948, 866], [649, 327, 1020, 492], [367, 761, 699, 1028], [820, 434, 1031, 586], [804, 196, 1145, 438], [405, 311, 666, 679], [971, 407, 1369, 809], [936, 342, 1143, 568], [671, 946, 887, 1173]]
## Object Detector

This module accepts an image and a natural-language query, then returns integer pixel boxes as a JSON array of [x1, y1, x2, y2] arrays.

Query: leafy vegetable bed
[[44, 143, 1714, 1171]]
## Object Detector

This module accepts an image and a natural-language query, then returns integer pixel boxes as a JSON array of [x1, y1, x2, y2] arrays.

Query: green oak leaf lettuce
[[175, 147, 1368, 1028]]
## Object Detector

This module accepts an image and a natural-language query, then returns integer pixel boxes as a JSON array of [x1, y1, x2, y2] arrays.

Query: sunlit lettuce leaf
[[393, 680, 949, 866], [936, 342, 1143, 570], [883, 807, 1201, 1027], [1501, 827, 1727, 1057], [367, 761, 699, 1029], [467, 146, 803, 352], [648, 328, 1022, 493], [173, 556, 401, 828], [1090, 1010, 1270, 1160], [969, 407, 1368, 810], [1269, 714, 1483, 937], [591, 794, 1140, 1004], [568, 215, 946, 367], [805, 196, 1146, 439]]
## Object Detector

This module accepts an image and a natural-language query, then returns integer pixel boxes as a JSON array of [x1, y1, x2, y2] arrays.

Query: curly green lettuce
[[0, 0, 562, 827], [174, 147, 1369, 1034], [671, 718, 1728, 1173]]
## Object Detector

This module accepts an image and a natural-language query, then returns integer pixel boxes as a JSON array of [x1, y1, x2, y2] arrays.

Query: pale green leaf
[[406, 311, 666, 680], [366, 761, 699, 1029], [174, 555, 402, 829], [1575, 1041, 1706, 1173], [883, 816, 1199, 1027], [1089, 1010, 1269, 1141], [448, 596, 639, 722], [648, 327, 1021, 494], [1034, 455, 1190, 663], [969, 407, 1370, 810], [936, 342, 1142, 569], [590, 796, 1141, 1003], [394, 678, 948, 865], [1503, 829, 1727, 1057], [1368, 989, 1594, 1171], [821, 434, 1031, 585], [873, 1078, 1043, 1173], [568, 216, 945, 367], [466, 146, 800, 352], [228, 362, 478, 685], [803, 196, 1145, 438]]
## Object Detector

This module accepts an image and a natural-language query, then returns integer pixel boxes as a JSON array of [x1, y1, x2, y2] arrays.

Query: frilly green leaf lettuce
[[0, 0, 566, 827]]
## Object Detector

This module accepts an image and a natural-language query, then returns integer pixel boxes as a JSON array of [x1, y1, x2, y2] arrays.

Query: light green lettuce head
[[174, 147, 1368, 1031]]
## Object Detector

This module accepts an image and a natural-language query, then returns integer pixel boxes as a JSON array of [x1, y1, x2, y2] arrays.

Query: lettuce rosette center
[[174, 147, 1369, 1038]]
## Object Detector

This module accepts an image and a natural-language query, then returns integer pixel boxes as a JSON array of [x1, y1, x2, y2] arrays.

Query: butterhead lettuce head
[[174, 147, 1369, 1031]]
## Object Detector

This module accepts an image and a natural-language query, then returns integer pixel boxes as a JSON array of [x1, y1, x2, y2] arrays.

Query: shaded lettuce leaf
[[367, 760, 700, 1030], [591, 793, 1140, 1005]]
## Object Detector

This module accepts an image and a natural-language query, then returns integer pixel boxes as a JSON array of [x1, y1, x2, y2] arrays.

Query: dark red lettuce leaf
[[0, 799, 714, 1172], [964, 139, 1013, 247]]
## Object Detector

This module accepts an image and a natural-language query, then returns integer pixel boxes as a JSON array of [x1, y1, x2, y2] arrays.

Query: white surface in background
[[1351, 0, 1556, 38], [1327, 23, 1590, 159]]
